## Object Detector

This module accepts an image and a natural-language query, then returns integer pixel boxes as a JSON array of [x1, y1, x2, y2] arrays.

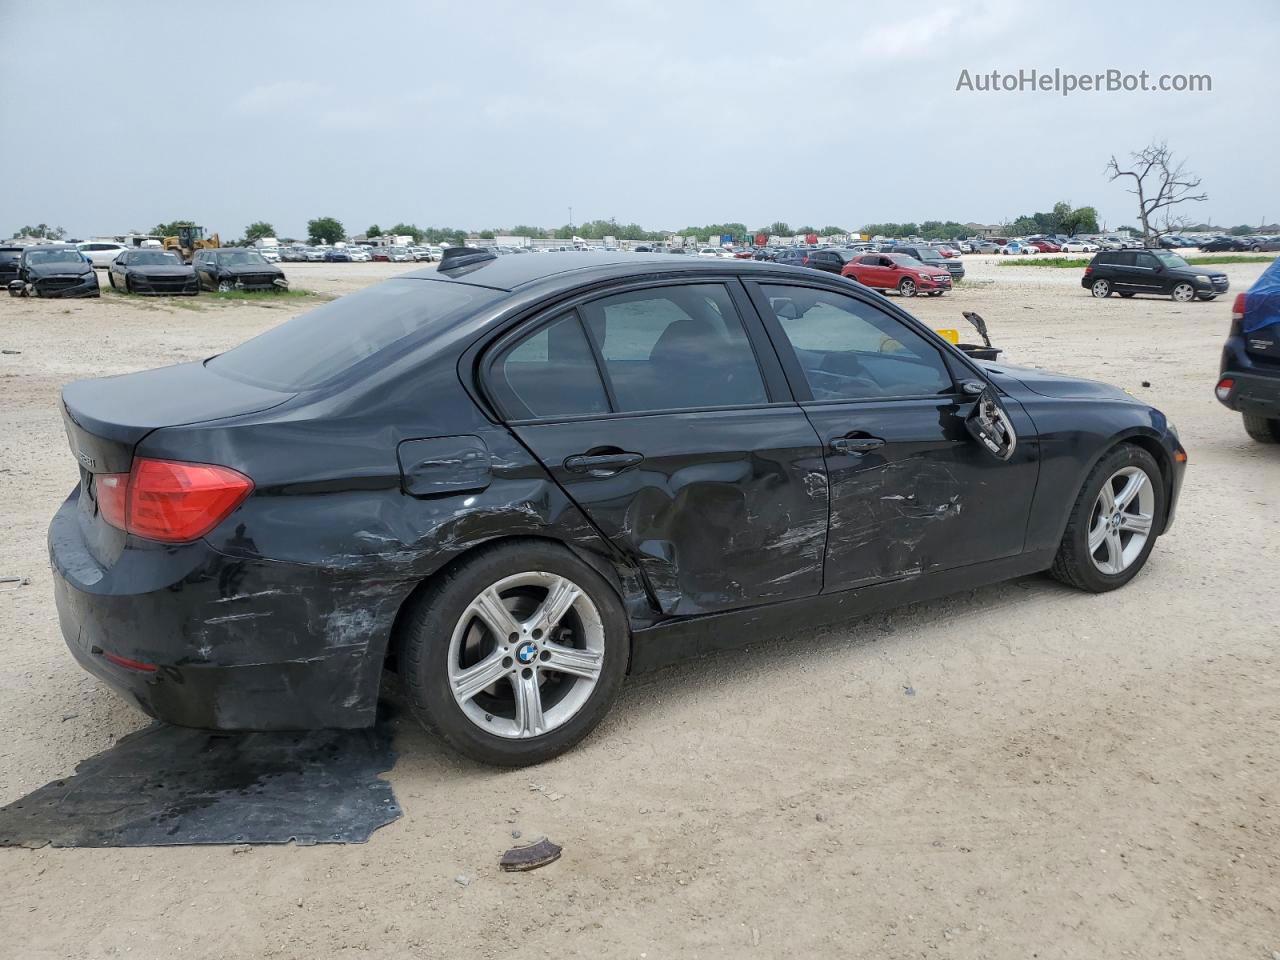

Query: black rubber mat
[[0, 722, 401, 847]]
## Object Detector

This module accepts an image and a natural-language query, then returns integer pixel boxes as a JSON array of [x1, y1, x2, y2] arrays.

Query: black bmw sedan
[[50, 251, 1186, 765], [108, 248, 199, 296]]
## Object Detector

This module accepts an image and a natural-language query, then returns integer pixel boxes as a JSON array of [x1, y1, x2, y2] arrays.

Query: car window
[[211, 278, 503, 391], [1114, 252, 1137, 267], [493, 311, 609, 419], [580, 284, 767, 413], [1137, 253, 1161, 269], [759, 284, 953, 401]]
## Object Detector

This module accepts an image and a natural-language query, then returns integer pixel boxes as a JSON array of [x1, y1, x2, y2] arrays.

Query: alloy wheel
[[1172, 282, 1195, 302], [1091, 279, 1111, 298], [447, 571, 605, 739], [899, 278, 917, 297], [1087, 466, 1155, 575]]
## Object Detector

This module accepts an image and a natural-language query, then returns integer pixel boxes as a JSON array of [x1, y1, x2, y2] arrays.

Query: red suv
[[841, 253, 952, 297]]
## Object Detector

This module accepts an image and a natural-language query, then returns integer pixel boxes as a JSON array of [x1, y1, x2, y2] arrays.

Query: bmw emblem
[[517, 642, 538, 665]]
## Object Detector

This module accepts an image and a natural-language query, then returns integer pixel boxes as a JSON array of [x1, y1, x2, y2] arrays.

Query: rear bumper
[[48, 490, 406, 731], [1218, 338, 1280, 415]]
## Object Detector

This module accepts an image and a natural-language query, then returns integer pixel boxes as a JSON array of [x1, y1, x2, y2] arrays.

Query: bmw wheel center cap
[[517, 642, 538, 665]]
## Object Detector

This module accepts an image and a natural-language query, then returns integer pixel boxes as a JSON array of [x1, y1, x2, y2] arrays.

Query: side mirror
[[965, 387, 1017, 461], [771, 297, 799, 320]]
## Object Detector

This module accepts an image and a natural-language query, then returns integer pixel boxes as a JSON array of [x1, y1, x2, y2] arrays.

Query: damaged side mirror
[[963, 382, 1017, 461]]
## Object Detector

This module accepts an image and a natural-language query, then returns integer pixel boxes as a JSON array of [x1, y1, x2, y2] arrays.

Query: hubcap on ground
[[447, 571, 604, 739], [1088, 466, 1155, 575]]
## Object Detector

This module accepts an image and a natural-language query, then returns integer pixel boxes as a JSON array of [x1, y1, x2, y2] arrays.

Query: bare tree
[[1106, 141, 1207, 246]]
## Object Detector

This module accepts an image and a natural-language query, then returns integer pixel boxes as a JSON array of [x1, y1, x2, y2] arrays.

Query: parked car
[[77, 241, 130, 268], [977, 238, 1008, 254], [843, 252, 952, 296], [258, 248, 282, 263], [1198, 237, 1248, 253], [386, 246, 414, 263], [8, 245, 100, 298], [800, 249, 852, 274], [696, 247, 729, 258], [350, 247, 373, 262], [1216, 257, 1280, 442], [1026, 239, 1062, 254], [325, 248, 354, 262], [48, 250, 1185, 765], [304, 247, 326, 262], [408, 246, 432, 262], [773, 249, 811, 268], [1061, 239, 1099, 254], [108, 249, 198, 296], [889, 244, 965, 281], [193, 248, 289, 292], [999, 241, 1036, 255], [1083, 249, 1228, 302], [0, 245, 23, 287], [280, 247, 307, 262]]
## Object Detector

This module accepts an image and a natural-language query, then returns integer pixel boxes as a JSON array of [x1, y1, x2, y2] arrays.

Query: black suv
[[0, 246, 22, 287], [889, 244, 965, 282], [1216, 259, 1280, 442], [1083, 249, 1228, 302]]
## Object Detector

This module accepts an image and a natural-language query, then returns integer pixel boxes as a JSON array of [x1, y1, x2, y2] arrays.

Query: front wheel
[[1091, 279, 1112, 298], [1171, 282, 1196, 303], [398, 541, 629, 766], [898, 277, 917, 297], [1050, 444, 1164, 593], [217, 280, 234, 293], [1243, 413, 1280, 443]]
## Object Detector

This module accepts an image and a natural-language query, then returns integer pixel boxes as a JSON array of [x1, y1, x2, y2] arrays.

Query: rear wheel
[[1091, 278, 1112, 298], [1242, 413, 1280, 443], [398, 541, 628, 766], [1171, 282, 1196, 303], [898, 277, 917, 297], [1050, 444, 1164, 593]]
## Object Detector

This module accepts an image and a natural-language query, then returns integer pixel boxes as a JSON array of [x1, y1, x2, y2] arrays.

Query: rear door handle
[[563, 452, 644, 477], [830, 436, 885, 455]]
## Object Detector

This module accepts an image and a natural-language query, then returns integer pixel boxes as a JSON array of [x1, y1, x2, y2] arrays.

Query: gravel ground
[[1, 256, 1277, 959]]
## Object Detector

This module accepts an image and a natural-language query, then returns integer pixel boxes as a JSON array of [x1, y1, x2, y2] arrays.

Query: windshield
[[217, 250, 268, 265], [131, 251, 181, 266], [208, 278, 503, 390], [25, 249, 86, 266], [1152, 250, 1189, 269]]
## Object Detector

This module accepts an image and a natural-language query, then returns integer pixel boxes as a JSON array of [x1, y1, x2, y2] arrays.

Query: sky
[[2, 0, 1276, 240]]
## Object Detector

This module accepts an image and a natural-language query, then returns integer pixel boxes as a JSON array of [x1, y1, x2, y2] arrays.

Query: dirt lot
[[1, 256, 1277, 959]]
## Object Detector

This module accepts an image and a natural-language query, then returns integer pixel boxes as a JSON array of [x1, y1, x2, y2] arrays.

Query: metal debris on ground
[[500, 837, 563, 872], [0, 720, 400, 847]]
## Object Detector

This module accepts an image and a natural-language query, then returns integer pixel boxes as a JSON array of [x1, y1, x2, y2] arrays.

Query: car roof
[[400, 251, 797, 293]]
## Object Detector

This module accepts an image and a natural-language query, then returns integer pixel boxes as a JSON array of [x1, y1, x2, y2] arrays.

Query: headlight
[[1194, 275, 1210, 283]]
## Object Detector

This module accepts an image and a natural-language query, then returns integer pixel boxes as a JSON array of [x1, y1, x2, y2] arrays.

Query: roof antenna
[[439, 247, 497, 271]]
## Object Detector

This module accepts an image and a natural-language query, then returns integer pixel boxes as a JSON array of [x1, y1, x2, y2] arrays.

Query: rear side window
[[209, 278, 501, 390], [581, 284, 767, 413], [492, 312, 608, 419]]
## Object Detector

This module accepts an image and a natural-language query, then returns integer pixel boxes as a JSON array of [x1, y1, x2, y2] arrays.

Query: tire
[[397, 540, 629, 766], [108, 273, 117, 291], [1090, 278, 1112, 298], [217, 280, 234, 293], [124, 276, 133, 295], [898, 277, 917, 297], [1050, 444, 1165, 593], [1119, 292, 1135, 298], [1171, 282, 1195, 303], [1242, 413, 1280, 443]]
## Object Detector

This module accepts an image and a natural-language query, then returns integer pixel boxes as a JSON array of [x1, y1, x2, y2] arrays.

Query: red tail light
[[1083, 266, 1092, 276], [1231, 293, 1247, 320], [94, 458, 253, 543], [1215, 377, 1234, 402]]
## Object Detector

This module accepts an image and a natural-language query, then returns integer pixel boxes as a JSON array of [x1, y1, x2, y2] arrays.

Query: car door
[[745, 280, 1039, 590], [110, 252, 126, 287], [484, 279, 829, 616], [852, 255, 885, 288], [1133, 251, 1168, 293]]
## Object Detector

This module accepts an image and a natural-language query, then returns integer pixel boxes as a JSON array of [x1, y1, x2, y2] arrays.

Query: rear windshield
[[208, 278, 501, 390]]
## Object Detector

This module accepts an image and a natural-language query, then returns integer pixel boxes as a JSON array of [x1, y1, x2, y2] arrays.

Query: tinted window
[[760, 285, 953, 401], [580, 284, 767, 412], [210, 278, 501, 390], [494, 312, 608, 419], [1114, 252, 1137, 267]]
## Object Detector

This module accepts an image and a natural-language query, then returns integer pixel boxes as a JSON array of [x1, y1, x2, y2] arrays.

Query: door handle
[[563, 452, 644, 477], [830, 436, 885, 455]]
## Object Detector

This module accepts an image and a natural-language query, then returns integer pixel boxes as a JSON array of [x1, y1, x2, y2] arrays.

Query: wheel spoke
[[1115, 472, 1147, 510], [531, 576, 581, 634], [1120, 512, 1152, 535], [1105, 530, 1125, 570], [1097, 482, 1117, 514], [512, 670, 546, 736], [471, 587, 521, 640], [451, 651, 508, 703], [541, 641, 603, 681], [1088, 517, 1109, 552]]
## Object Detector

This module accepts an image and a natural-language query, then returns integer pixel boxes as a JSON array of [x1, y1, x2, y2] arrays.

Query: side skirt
[[628, 550, 1056, 673]]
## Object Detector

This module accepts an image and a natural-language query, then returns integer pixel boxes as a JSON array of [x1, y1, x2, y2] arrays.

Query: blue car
[[1217, 257, 1280, 442]]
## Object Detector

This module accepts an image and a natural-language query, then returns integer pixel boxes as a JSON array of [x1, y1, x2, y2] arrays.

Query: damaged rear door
[[747, 281, 1038, 589], [484, 280, 829, 616]]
